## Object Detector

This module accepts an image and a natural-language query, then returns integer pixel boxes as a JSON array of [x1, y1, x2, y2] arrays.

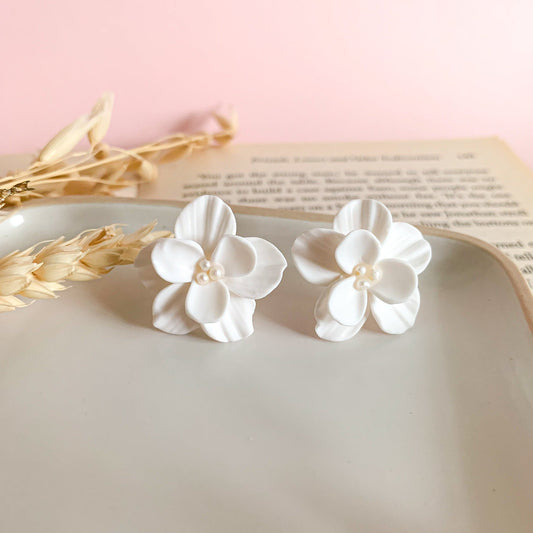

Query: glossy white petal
[[335, 230, 381, 274], [370, 288, 420, 334], [327, 276, 368, 326], [151, 238, 204, 284], [212, 235, 257, 278], [333, 199, 392, 242], [185, 279, 229, 323], [381, 222, 432, 274], [225, 237, 287, 299], [134, 240, 168, 294], [291, 228, 344, 285], [174, 195, 236, 256], [371, 258, 417, 304], [202, 296, 256, 342], [315, 286, 369, 342], [153, 283, 198, 335]]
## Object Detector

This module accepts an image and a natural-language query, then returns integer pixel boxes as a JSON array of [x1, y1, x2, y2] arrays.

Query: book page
[[139, 138, 533, 291]]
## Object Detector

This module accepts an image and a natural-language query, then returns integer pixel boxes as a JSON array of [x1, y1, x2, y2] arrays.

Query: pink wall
[[2, 1, 533, 168]]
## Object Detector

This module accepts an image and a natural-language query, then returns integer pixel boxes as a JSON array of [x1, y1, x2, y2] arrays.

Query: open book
[[1, 138, 532, 291], [138, 138, 533, 292]]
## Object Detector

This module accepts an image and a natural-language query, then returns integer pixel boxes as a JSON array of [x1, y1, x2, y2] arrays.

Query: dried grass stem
[[0, 221, 172, 312], [0, 94, 236, 208]]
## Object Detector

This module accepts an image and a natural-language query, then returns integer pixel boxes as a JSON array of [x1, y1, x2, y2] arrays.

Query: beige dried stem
[[0, 96, 237, 209], [0, 221, 172, 312]]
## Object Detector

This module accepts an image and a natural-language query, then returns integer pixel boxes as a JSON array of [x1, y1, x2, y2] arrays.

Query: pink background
[[2, 1, 533, 168]]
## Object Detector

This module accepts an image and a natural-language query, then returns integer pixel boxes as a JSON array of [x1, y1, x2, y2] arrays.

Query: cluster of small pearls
[[195, 258, 225, 286], [352, 263, 382, 291]]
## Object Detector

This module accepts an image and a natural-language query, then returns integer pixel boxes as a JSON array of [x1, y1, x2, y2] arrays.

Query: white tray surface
[[0, 201, 532, 533]]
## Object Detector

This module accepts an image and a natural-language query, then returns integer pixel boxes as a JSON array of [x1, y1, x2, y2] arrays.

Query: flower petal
[[202, 296, 256, 342], [291, 228, 344, 285], [134, 240, 168, 294], [153, 283, 198, 335], [152, 238, 204, 284], [370, 288, 420, 334], [327, 276, 368, 326], [225, 237, 287, 299], [315, 287, 369, 342], [371, 258, 417, 304], [185, 279, 229, 323], [335, 230, 381, 274], [211, 235, 257, 278], [174, 195, 236, 256], [333, 199, 392, 242], [381, 222, 432, 274]]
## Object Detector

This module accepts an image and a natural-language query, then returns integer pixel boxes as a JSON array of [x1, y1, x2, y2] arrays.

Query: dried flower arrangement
[[0, 93, 236, 210], [0, 222, 172, 312], [0, 93, 233, 312]]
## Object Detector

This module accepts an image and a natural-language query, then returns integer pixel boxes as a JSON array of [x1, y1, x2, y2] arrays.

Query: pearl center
[[352, 263, 381, 291], [195, 258, 225, 286]]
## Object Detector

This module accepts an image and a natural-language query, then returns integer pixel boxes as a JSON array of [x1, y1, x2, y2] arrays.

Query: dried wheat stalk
[[0, 93, 236, 209], [0, 221, 172, 312]]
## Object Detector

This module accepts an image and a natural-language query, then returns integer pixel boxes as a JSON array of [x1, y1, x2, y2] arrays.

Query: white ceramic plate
[[1, 199, 532, 533]]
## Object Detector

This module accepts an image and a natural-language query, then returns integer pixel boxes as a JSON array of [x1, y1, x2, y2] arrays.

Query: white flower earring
[[135, 195, 287, 342], [291, 199, 431, 342]]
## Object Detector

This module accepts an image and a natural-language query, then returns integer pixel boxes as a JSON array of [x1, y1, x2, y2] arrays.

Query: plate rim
[[2, 196, 532, 332]]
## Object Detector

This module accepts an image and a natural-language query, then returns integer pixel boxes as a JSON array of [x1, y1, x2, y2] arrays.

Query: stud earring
[[291, 199, 431, 341], [135, 195, 287, 342]]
